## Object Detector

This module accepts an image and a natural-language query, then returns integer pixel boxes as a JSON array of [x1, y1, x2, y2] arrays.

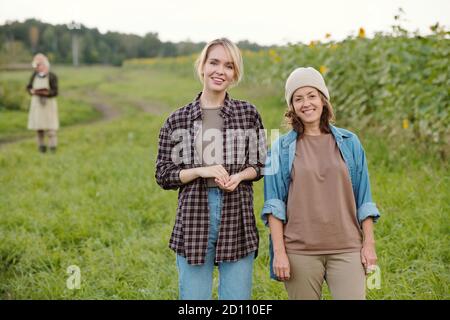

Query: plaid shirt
[[155, 92, 266, 265]]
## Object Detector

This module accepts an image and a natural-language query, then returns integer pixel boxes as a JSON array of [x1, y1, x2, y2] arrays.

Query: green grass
[[0, 65, 448, 299]]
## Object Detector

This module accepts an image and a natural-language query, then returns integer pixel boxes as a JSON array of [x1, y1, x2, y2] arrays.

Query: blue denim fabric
[[176, 187, 255, 299], [261, 125, 381, 280]]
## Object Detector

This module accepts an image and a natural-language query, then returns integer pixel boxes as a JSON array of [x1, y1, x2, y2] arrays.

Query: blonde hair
[[32, 53, 50, 69], [195, 38, 243, 86]]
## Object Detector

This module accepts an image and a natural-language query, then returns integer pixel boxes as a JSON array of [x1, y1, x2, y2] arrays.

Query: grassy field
[[0, 64, 448, 299]]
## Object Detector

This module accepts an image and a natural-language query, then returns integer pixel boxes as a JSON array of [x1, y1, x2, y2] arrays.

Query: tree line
[[0, 19, 269, 66]]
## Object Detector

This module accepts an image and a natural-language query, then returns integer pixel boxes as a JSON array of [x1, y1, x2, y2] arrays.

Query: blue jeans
[[176, 187, 255, 300]]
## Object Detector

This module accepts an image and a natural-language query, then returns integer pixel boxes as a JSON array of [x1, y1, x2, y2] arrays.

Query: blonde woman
[[262, 67, 380, 299], [27, 53, 59, 153], [155, 38, 266, 300]]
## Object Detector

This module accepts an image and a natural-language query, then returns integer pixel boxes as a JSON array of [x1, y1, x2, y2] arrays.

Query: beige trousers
[[284, 251, 366, 300]]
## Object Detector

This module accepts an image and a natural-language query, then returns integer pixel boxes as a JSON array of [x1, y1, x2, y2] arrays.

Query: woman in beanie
[[261, 67, 380, 299], [27, 53, 59, 153], [155, 38, 266, 300]]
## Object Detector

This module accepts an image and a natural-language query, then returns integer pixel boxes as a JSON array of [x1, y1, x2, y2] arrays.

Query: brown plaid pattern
[[155, 92, 266, 265]]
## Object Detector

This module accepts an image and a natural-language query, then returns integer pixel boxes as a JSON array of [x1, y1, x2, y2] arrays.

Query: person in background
[[262, 67, 380, 300], [27, 53, 59, 153]]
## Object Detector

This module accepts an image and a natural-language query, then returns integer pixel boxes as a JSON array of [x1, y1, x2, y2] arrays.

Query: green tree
[[139, 32, 161, 57]]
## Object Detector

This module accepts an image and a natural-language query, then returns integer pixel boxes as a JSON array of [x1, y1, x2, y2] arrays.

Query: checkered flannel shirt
[[155, 92, 266, 265]]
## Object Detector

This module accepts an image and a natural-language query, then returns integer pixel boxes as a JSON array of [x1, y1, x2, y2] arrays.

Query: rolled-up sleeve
[[357, 202, 380, 224], [262, 198, 286, 225]]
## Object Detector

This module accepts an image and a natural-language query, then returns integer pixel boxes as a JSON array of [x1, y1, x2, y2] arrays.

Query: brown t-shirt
[[195, 107, 224, 187], [285, 133, 363, 255]]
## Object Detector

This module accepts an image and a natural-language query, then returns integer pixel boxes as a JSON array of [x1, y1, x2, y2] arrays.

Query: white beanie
[[285, 67, 330, 106]]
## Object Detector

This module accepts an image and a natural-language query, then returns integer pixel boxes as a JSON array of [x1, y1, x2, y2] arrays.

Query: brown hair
[[284, 90, 335, 136]]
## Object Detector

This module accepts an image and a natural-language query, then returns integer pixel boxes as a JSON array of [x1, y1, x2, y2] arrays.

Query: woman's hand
[[361, 242, 377, 274], [215, 167, 257, 192], [273, 251, 291, 281], [180, 165, 229, 185], [215, 173, 242, 192], [268, 216, 290, 281], [196, 165, 229, 183], [361, 217, 377, 274]]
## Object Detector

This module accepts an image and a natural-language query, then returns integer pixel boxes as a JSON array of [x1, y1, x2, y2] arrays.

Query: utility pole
[[67, 21, 81, 67]]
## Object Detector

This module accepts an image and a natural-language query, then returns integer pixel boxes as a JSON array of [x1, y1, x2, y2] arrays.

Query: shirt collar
[[189, 92, 234, 120], [329, 124, 352, 142]]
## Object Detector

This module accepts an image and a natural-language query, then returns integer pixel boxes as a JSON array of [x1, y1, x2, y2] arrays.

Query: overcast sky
[[1, 0, 449, 45]]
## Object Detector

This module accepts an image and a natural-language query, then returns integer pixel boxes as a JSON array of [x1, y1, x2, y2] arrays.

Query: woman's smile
[[211, 76, 225, 85], [300, 107, 317, 115]]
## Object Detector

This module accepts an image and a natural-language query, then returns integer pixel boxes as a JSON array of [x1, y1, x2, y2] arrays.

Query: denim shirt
[[261, 125, 380, 280]]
